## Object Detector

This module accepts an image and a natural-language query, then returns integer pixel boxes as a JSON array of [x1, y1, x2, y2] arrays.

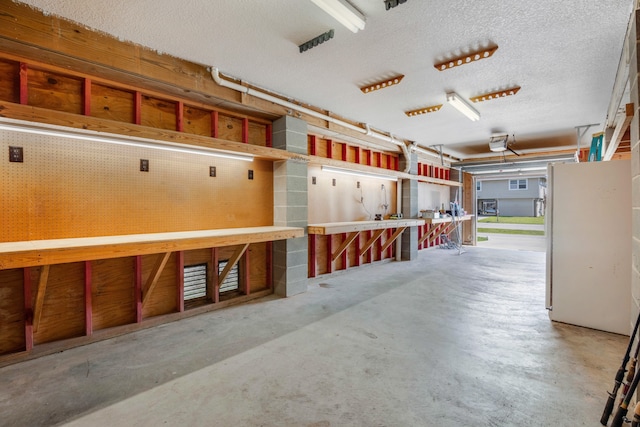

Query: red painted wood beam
[[326, 235, 333, 274], [83, 78, 91, 116], [309, 234, 317, 278], [211, 111, 219, 138], [85, 261, 93, 336], [242, 118, 249, 143], [243, 246, 251, 295], [366, 230, 372, 263], [375, 152, 381, 168], [340, 232, 348, 270], [417, 163, 422, 176], [394, 156, 399, 171], [341, 144, 348, 162], [376, 234, 382, 261], [364, 150, 372, 166], [19, 63, 28, 105], [212, 248, 220, 303], [354, 233, 361, 267], [266, 241, 273, 288], [176, 101, 184, 132], [327, 139, 333, 159], [135, 256, 142, 323], [355, 147, 361, 164], [177, 251, 184, 312], [266, 124, 272, 148], [134, 91, 142, 125], [309, 135, 317, 156], [23, 267, 33, 351], [386, 154, 391, 170], [386, 228, 394, 258]]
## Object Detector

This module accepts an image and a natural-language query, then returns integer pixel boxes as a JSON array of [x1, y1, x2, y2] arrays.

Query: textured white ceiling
[[15, 0, 634, 159]]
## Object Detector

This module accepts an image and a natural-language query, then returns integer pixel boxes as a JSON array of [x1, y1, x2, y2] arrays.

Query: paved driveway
[[476, 218, 546, 252]]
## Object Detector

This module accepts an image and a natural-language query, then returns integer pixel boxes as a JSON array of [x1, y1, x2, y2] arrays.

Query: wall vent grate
[[184, 264, 207, 301], [218, 260, 239, 293]]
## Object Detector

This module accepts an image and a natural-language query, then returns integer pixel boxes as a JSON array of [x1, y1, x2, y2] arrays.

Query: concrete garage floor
[[0, 247, 627, 427]]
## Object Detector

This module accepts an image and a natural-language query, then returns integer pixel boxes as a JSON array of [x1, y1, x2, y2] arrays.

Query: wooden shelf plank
[[0, 226, 303, 269], [308, 219, 424, 235], [422, 215, 473, 225]]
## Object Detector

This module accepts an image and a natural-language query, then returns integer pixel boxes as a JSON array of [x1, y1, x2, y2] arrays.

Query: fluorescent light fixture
[[0, 120, 254, 162], [310, 0, 365, 33], [446, 92, 480, 122], [321, 165, 397, 181]]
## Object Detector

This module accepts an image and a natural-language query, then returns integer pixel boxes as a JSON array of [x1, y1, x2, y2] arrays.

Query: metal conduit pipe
[[209, 67, 412, 172]]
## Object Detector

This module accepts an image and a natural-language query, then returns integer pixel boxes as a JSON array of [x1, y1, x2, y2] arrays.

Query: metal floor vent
[[218, 260, 239, 293], [184, 264, 207, 301]]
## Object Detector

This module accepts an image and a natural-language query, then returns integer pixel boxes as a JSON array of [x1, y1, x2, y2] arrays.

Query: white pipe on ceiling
[[209, 67, 414, 172]]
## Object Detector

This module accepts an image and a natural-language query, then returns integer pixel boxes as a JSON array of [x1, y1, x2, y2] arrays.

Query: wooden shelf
[[422, 215, 474, 225], [0, 226, 304, 269], [308, 219, 425, 235]]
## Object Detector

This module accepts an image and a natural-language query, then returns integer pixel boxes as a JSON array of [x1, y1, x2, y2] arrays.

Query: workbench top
[[308, 219, 425, 235]]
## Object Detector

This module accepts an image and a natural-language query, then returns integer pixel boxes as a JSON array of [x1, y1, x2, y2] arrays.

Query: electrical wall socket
[[357, 181, 360, 188]]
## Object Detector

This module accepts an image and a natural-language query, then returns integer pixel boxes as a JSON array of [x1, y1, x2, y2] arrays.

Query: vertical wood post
[[243, 247, 251, 295], [85, 261, 92, 336], [354, 233, 361, 267], [327, 139, 333, 159], [309, 234, 317, 278], [23, 267, 33, 351], [242, 118, 249, 143], [134, 91, 142, 125], [135, 256, 142, 323], [83, 78, 91, 116], [341, 143, 347, 162], [211, 111, 219, 138], [326, 235, 333, 274], [309, 135, 317, 155], [176, 101, 184, 132], [212, 248, 220, 303], [19, 63, 28, 105], [266, 124, 272, 148], [177, 251, 184, 312], [340, 232, 348, 270], [266, 241, 273, 288]]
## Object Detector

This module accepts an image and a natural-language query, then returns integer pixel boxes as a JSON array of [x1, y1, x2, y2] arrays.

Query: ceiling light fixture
[[321, 165, 397, 181], [471, 86, 521, 103], [384, 0, 408, 10], [299, 30, 335, 53], [360, 75, 404, 94], [405, 104, 443, 117], [310, 0, 366, 33], [446, 92, 480, 122], [0, 120, 254, 162], [434, 46, 498, 71]]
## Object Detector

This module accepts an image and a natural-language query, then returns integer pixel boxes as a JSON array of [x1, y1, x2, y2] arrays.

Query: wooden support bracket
[[32, 265, 50, 333], [419, 223, 446, 245], [331, 232, 359, 262], [141, 252, 172, 309], [359, 229, 385, 257], [218, 244, 249, 287], [381, 227, 406, 253]]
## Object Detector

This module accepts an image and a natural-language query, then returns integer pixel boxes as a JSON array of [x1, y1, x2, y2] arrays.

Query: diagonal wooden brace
[[142, 252, 172, 309], [218, 243, 249, 287], [331, 232, 359, 262]]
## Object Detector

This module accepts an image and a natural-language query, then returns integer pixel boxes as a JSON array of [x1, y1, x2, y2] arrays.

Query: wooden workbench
[[307, 219, 424, 277], [0, 226, 303, 269], [418, 215, 474, 248]]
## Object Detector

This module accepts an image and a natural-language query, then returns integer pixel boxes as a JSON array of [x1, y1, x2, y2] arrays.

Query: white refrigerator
[[546, 160, 631, 335]]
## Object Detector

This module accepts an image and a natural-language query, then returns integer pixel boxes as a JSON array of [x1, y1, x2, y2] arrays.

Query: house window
[[476, 180, 482, 192], [509, 179, 527, 190]]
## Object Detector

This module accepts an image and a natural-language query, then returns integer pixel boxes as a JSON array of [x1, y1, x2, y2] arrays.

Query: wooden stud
[[23, 267, 33, 351], [19, 62, 28, 105], [365, 230, 372, 263], [135, 255, 142, 323], [211, 111, 219, 138], [331, 232, 358, 263], [242, 118, 249, 143], [327, 139, 333, 159], [32, 264, 50, 333], [176, 101, 184, 132], [266, 241, 273, 289], [359, 229, 385, 257], [212, 248, 220, 303], [85, 261, 92, 336], [243, 247, 250, 296], [354, 146, 361, 164], [366, 150, 372, 166], [141, 252, 172, 309], [266, 124, 272, 148], [309, 234, 317, 278], [381, 227, 406, 254], [417, 163, 422, 176], [83, 78, 91, 116], [134, 91, 142, 125], [177, 251, 184, 312], [354, 233, 361, 267], [340, 233, 348, 270], [218, 244, 249, 286], [341, 144, 347, 162], [376, 232, 383, 261], [375, 152, 381, 168]]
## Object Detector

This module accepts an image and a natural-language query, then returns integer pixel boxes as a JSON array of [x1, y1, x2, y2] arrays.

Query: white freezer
[[546, 160, 631, 335]]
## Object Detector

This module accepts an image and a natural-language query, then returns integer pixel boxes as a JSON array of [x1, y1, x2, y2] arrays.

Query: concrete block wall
[[401, 152, 419, 260], [272, 116, 309, 297]]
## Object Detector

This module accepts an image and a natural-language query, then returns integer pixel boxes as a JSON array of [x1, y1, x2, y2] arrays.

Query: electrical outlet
[[357, 181, 360, 188], [248, 170, 254, 180], [332, 178, 336, 186], [209, 166, 216, 177], [381, 184, 385, 190], [9, 146, 23, 163], [312, 176, 316, 185], [140, 159, 149, 172]]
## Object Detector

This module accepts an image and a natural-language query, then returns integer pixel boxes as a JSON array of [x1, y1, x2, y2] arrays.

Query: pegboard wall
[[1, 130, 273, 242]]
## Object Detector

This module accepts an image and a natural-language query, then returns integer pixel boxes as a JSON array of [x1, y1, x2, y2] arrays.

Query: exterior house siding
[[477, 177, 546, 217]]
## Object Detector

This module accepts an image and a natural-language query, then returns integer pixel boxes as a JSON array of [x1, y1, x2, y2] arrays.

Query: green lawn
[[478, 216, 544, 225], [477, 228, 545, 236]]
